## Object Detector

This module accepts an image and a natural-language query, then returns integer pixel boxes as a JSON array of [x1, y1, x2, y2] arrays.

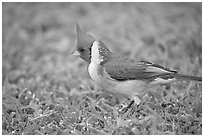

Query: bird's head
[[72, 23, 95, 63]]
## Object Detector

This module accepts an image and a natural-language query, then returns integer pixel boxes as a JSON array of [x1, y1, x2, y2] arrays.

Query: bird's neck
[[90, 41, 110, 65]]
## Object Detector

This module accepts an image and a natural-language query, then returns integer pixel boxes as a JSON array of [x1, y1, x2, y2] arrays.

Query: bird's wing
[[103, 56, 177, 81]]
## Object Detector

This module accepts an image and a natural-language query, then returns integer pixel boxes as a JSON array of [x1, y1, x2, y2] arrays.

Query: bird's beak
[[72, 50, 80, 56]]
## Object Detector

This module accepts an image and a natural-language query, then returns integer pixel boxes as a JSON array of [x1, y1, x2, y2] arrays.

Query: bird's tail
[[173, 74, 202, 81]]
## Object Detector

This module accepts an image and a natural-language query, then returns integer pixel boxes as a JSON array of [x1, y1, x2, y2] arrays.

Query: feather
[[103, 55, 177, 81]]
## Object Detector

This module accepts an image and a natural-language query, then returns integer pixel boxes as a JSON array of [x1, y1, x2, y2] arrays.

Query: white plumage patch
[[146, 66, 171, 73], [89, 41, 105, 86], [150, 77, 176, 86], [88, 61, 103, 83], [91, 41, 104, 65]]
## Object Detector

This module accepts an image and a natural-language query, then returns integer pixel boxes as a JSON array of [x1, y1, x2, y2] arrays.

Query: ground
[[2, 2, 202, 135]]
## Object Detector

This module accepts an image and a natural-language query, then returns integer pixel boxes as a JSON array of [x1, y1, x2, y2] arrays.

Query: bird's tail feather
[[174, 74, 202, 81]]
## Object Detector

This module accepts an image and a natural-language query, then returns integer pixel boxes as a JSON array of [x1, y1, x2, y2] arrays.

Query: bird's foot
[[118, 96, 141, 114], [120, 100, 135, 113]]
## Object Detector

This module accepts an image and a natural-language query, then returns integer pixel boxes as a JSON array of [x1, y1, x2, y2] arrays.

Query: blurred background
[[3, 2, 202, 93], [2, 2, 202, 135]]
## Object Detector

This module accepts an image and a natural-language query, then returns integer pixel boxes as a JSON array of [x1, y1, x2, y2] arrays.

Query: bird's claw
[[119, 100, 135, 114]]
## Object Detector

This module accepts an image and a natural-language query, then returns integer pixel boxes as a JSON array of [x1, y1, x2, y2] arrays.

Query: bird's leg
[[123, 96, 144, 117], [118, 95, 142, 114], [121, 100, 135, 113], [122, 100, 135, 113], [126, 100, 135, 109], [132, 95, 142, 106], [121, 96, 141, 113]]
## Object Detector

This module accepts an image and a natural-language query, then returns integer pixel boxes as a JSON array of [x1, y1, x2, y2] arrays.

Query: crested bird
[[72, 23, 202, 106]]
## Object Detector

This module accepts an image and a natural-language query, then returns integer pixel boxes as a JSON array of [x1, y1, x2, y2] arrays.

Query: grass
[[2, 2, 202, 135]]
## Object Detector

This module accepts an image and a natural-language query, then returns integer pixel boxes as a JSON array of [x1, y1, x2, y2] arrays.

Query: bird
[[72, 23, 202, 107]]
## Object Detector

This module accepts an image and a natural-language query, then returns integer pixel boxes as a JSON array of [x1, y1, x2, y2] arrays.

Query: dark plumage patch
[[103, 57, 177, 81]]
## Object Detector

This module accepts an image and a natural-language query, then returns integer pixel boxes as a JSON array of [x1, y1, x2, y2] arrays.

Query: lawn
[[2, 2, 202, 135]]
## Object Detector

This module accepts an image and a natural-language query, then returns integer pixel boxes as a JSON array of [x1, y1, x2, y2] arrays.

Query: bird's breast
[[88, 62, 118, 91], [88, 62, 106, 86]]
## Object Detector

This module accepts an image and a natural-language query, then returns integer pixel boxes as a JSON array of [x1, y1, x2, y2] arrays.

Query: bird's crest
[[76, 22, 95, 50]]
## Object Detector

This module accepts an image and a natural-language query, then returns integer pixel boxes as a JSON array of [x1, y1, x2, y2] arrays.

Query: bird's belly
[[112, 80, 148, 97], [88, 63, 148, 97]]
